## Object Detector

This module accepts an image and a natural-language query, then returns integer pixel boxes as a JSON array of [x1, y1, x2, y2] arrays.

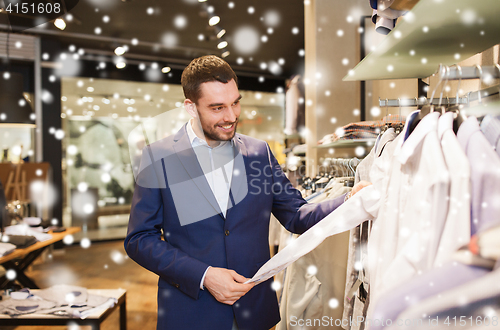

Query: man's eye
[[232, 101, 240, 106]]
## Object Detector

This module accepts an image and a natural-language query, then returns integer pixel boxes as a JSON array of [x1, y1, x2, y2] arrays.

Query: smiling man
[[125, 55, 370, 330]]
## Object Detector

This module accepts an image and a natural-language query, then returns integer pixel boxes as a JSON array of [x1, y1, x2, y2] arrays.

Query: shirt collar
[[396, 112, 439, 165], [186, 118, 234, 149], [375, 127, 396, 157], [481, 115, 500, 149], [457, 116, 481, 152], [437, 111, 454, 140]]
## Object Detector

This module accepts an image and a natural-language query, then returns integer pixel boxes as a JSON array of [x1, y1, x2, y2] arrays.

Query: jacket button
[[174, 283, 180, 288], [225, 230, 230, 236]]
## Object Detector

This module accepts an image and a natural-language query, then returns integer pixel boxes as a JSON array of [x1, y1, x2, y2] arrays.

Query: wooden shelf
[[344, 0, 500, 81], [315, 138, 377, 149]]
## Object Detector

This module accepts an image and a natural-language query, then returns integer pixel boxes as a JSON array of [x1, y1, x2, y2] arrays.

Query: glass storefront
[[60, 77, 285, 235]]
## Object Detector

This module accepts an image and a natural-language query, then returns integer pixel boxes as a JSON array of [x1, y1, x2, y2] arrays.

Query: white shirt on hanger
[[367, 112, 451, 320], [434, 112, 471, 267]]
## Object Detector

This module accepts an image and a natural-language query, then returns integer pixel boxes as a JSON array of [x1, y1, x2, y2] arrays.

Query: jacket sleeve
[[124, 159, 209, 300], [267, 144, 346, 234]]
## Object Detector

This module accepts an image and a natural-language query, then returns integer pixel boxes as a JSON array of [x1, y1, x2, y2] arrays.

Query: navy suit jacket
[[125, 124, 346, 330]]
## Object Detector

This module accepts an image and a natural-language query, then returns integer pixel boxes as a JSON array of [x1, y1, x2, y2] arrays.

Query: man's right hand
[[203, 267, 255, 305]]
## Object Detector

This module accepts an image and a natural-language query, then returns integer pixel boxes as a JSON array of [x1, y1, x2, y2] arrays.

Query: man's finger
[[231, 271, 252, 284], [227, 283, 253, 295]]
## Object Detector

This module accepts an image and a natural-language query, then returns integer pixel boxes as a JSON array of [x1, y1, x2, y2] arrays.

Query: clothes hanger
[[435, 65, 450, 115], [447, 64, 465, 133], [395, 98, 404, 134], [381, 98, 390, 134], [343, 159, 355, 187], [409, 65, 446, 134]]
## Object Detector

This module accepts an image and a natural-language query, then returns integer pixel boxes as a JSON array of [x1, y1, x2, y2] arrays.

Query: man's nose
[[223, 107, 237, 123]]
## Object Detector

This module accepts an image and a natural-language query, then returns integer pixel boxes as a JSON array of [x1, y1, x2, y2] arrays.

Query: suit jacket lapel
[[172, 124, 224, 219]]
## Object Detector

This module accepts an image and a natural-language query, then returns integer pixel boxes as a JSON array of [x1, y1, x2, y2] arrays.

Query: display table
[[0, 289, 127, 330], [0, 227, 81, 289]]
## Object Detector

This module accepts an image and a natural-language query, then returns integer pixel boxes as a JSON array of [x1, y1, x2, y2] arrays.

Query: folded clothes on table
[[0, 285, 117, 319]]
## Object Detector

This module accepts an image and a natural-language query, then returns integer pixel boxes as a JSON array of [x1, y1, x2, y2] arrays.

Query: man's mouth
[[218, 123, 235, 131]]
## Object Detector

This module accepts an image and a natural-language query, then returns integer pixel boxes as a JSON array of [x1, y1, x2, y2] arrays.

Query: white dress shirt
[[186, 119, 235, 289], [186, 119, 234, 217], [434, 112, 471, 267], [366, 112, 451, 321]]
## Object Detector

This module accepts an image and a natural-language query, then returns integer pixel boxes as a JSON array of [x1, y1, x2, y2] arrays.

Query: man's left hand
[[346, 180, 372, 200]]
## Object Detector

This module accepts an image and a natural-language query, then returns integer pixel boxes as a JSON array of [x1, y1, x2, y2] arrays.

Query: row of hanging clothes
[[342, 64, 500, 330], [269, 158, 360, 330]]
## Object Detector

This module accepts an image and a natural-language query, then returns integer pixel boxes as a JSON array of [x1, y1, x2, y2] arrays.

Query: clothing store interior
[[1, 0, 500, 329]]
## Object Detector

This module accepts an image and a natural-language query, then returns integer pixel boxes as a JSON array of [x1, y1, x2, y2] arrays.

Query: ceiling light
[[209, 16, 220, 26], [162, 66, 171, 73], [54, 18, 66, 30], [221, 51, 230, 58], [217, 41, 228, 49], [116, 62, 126, 69], [114, 46, 126, 56], [217, 29, 226, 39], [198, 0, 207, 2]]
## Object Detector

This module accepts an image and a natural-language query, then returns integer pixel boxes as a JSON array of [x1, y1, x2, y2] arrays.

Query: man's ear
[[184, 99, 198, 118]]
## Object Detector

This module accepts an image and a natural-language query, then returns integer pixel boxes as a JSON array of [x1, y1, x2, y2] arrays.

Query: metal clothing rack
[[300, 157, 360, 193], [322, 157, 360, 178], [379, 64, 500, 107]]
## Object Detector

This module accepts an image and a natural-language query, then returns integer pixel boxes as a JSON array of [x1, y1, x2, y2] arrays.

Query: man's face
[[193, 79, 241, 144]]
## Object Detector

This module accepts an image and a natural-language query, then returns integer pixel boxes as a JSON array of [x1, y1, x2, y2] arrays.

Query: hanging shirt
[[368, 261, 490, 330], [367, 112, 450, 320], [457, 116, 500, 235], [398, 266, 500, 325], [277, 185, 352, 330], [343, 128, 398, 330], [480, 115, 500, 157], [434, 112, 471, 267]]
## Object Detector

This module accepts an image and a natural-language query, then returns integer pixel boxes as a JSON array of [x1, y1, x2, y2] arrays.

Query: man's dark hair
[[181, 55, 238, 104]]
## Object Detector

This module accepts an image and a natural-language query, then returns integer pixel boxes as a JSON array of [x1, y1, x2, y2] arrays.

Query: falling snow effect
[[233, 26, 260, 55], [0, 3, 497, 329]]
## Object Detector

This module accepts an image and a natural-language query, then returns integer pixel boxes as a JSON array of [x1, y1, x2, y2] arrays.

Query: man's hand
[[203, 267, 255, 305], [346, 180, 372, 200]]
